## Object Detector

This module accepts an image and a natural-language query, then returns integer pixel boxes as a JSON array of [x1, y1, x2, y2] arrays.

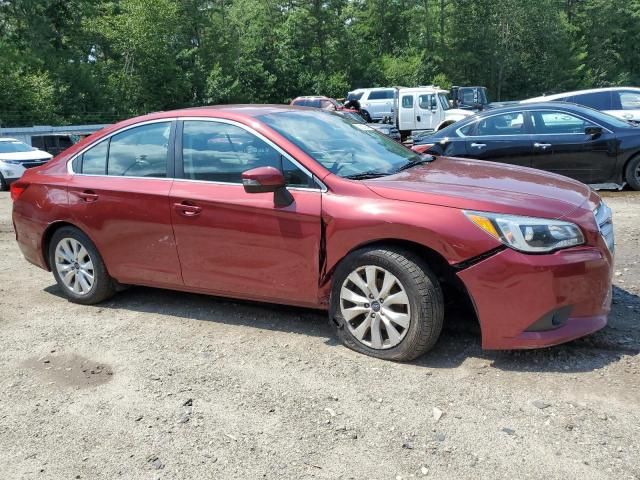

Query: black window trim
[[67, 118, 176, 180], [457, 109, 612, 137], [174, 117, 326, 192]]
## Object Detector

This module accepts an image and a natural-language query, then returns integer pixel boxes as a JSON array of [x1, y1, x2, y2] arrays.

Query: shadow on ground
[[44, 283, 638, 375]]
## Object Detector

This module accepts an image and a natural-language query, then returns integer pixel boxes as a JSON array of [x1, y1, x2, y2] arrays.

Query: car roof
[[127, 104, 309, 122], [523, 86, 640, 103], [474, 101, 594, 116], [400, 86, 448, 94], [72, 105, 333, 141]]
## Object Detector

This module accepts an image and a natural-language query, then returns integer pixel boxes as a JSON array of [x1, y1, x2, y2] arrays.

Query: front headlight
[[464, 210, 585, 253]]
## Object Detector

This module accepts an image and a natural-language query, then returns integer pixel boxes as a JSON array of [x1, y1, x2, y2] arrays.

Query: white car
[[522, 87, 640, 124], [348, 88, 396, 121], [0, 138, 53, 190]]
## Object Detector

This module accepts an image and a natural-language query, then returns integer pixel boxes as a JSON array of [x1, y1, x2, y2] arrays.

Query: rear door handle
[[470, 143, 486, 148], [173, 202, 202, 217], [534, 142, 552, 149], [75, 190, 99, 203]]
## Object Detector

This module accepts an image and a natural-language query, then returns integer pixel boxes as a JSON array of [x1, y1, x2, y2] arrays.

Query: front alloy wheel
[[340, 266, 410, 349], [330, 247, 444, 361]]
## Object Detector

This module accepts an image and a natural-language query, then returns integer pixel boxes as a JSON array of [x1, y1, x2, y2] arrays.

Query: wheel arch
[[41, 221, 93, 271], [324, 238, 476, 316]]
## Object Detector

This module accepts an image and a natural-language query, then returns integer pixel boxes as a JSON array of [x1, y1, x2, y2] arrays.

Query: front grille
[[22, 161, 47, 169], [5, 159, 49, 169], [594, 201, 614, 253]]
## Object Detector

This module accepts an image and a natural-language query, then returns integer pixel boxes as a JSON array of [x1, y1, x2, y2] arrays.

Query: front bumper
[[457, 244, 613, 350]]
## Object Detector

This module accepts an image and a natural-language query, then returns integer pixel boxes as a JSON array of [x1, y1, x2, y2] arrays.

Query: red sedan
[[11, 106, 614, 361]]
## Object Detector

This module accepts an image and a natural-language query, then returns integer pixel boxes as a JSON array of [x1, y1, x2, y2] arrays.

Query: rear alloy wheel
[[49, 227, 116, 305], [330, 247, 444, 361], [625, 156, 640, 191]]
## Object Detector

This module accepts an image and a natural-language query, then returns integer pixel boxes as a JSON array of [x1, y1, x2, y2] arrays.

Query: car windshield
[[338, 111, 366, 123], [258, 110, 421, 178], [0, 140, 33, 153]]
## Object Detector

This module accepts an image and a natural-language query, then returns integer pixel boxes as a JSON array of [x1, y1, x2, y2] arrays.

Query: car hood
[[364, 157, 592, 219], [0, 150, 53, 162]]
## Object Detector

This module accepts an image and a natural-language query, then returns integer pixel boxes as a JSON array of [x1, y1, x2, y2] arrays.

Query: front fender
[[319, 190, 501, 289]]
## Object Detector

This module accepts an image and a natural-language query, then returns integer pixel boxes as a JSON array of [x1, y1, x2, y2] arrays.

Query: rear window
[[367, 89, 394, 100], [401, 95, 413, 108], [347, 91, 364, 101]]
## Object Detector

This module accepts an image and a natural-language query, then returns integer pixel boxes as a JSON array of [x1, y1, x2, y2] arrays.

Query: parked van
[[393, 86, 472, 138]]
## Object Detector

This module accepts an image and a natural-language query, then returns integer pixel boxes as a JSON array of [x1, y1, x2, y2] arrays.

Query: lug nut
[[371, 313, 376, 318], [369, 294, 374, 299], [364, 303, 370, 308]]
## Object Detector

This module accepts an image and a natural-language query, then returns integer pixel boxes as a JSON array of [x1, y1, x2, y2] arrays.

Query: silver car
[[522, 87, 640, 124]]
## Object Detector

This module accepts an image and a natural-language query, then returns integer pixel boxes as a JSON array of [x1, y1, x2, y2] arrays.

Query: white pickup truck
[[347, 86, 474, 140], [393, 86, 472, 139]]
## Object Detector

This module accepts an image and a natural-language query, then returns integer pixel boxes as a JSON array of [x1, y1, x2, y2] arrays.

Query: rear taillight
[[10, 181, 29, 201], [411, 143, 435, 154]]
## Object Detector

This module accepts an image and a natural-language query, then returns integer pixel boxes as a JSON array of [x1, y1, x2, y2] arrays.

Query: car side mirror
[[241, 166, 293, 207], [242, 166, 285, 193], [585, 126, 603, 137]]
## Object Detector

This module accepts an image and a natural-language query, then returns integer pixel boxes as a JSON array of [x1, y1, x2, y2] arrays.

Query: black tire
[[625, 155, 640, 191], [48, 226, 117, 305], [329, 247, 444, 362], [0, 173, 7, 192]]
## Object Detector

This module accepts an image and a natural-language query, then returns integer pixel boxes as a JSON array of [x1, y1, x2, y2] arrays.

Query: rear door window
[[476, 112, 526, 135], [107, 122, 170, 177]]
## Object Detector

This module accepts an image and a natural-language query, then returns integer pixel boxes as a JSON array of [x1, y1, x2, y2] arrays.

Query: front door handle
[[75, 190, 99, 203], [470, 143, 486, 148], [174, 202, 202, 217], [534, 142, 552, 149]]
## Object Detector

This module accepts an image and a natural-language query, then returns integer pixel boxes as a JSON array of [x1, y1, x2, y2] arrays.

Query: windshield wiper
[[343, 170, 390, 180], [394, 155, 436, 173]]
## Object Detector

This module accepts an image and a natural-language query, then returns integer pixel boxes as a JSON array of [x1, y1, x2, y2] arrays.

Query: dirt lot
[[0, 190, 638, 480]]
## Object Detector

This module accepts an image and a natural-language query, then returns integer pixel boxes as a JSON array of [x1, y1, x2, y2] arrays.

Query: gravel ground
[[0, 190, 638, 480]]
